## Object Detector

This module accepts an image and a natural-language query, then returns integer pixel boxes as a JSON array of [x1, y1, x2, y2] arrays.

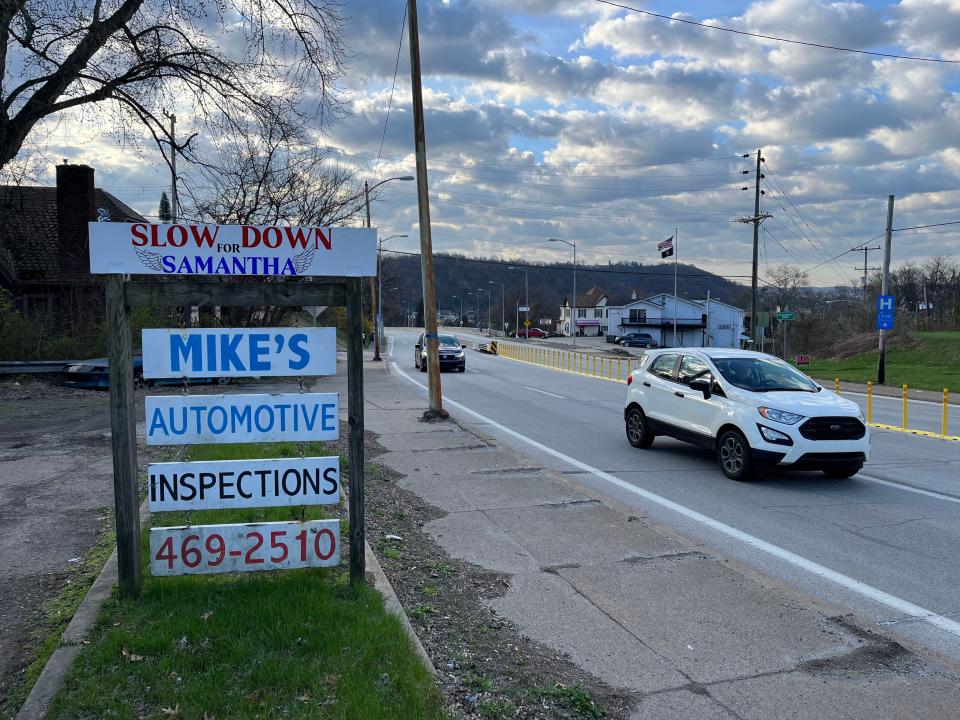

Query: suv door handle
[[674, 391, 684, 398], [642, 381, 651, 387]]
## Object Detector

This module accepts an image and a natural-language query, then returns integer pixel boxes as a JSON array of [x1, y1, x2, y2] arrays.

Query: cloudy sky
[[23, 0, 960, 288]]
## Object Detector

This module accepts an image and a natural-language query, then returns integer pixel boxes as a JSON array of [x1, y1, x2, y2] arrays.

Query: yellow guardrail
[[834, 377, 959, 442], [496, 340, 636, 384]]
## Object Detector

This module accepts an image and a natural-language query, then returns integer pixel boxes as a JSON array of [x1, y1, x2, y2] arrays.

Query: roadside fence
[[496, 340, 636, 384], [836, 379, 959, 442]]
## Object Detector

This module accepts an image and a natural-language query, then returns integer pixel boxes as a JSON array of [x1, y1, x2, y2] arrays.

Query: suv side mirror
[[689, 378, 711, 399]]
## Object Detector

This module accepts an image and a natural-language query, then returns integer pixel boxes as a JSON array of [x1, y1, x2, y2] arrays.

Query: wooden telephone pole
[[408, 0, 446, 418]]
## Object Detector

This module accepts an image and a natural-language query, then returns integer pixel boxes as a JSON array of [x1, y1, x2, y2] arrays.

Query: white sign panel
[[89, 222, 375, 276], [142, 328, 335, 379], [145, 393, 339, 445], [148, 457, 339, 512], [150, 519, 340, 576]]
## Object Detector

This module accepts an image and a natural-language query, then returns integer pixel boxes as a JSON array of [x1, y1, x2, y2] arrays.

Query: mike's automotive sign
[[88, 222, 376, 276]]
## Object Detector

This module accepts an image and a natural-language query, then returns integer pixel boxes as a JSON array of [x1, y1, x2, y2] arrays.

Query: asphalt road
[[389, 328, 960, 661]]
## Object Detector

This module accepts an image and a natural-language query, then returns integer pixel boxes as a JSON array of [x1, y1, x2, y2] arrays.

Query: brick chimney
[[55, 162, 96, 252]]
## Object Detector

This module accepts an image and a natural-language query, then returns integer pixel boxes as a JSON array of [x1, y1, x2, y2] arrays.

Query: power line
[[373, 2, 407, 177], [595, 0, 959, 63], [893, 220, 960, 232]]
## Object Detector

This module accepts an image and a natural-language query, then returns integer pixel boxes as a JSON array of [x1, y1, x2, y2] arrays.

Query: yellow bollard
[[902, 384, 908, 430], [618, 357, 622, 382], [835, 377, 840, 395], [943, 389, 949, 437], [866, 381, 872, 424]]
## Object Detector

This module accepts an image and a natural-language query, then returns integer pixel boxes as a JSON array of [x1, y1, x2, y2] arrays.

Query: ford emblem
[[830, 424, 842, 432]]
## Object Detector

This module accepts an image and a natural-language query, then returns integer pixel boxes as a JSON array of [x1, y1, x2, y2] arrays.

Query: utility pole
[[408, 0, 445, 418], [878, 195, 894, 384], [166, 112, 178, 223], [751, 149, 761, 347], [855, 245, 881, 330]]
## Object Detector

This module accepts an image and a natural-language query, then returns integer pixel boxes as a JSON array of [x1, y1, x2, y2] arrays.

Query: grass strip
[[47, 441, 445, 720], [803, 331, 960, 393]]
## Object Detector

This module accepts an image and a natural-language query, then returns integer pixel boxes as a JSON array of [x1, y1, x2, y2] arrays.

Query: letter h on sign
[[878, 296, 895, 312]]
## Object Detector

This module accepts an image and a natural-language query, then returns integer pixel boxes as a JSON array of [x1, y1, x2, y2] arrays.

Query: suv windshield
[[439, 335, 460, 347], [712, 357, 819, 393]]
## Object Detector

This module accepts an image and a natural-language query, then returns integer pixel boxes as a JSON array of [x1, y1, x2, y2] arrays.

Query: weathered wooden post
[[346, 277, 366, 584], [105, 275, 141, 599]]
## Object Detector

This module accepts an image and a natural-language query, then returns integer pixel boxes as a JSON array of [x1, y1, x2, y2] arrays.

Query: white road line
[[856, 473, 960, 505], [524, 386, 566, 399], [389, 355, 960, 640]]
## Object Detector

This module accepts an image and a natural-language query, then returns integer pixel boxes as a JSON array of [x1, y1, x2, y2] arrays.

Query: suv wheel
[[625, 407, 655, 448], [717, 429, 756, 481]]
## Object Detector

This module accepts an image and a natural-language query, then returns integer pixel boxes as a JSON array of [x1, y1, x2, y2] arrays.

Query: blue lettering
[[232, 257, 246, 274], [177, 257, 194, 273], [206, 333, 216, 373], [208, 406, 227, 434], [148, 407, 168, 437], [216, 257, 230, 274], [162, 256, 176, 273], [221, 334, 245, 372], [169, 407, 188, 435], [321, 402, 336, 432], [301, 403, 319, 432], [189, 406, 204, 434], [275, 403, 290, 432], [288, 334, 309, 370], [265, 257, 279, 275], [282, 258, 296, 275], [254, 405, 274, 432], [171, 334, 202, 373], [230, 405, 251, 433], [196, 256, 213, 274], [250, 334, 270, 371]]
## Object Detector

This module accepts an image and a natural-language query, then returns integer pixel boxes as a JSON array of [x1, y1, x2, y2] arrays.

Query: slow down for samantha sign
[[88, 222, 375, 276], [142, 328, 335, 379]]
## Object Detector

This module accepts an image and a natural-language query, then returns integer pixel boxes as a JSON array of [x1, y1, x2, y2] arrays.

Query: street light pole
[[364, 176, 413, 361], [377, 234, 407, 354], [468, 292, 478, 329], [548, 239, 576, 349], [452, 295, 463, 326], [489, 281, 505, 336], [508, 265, 528, 336], [478, 288, 491, 336]]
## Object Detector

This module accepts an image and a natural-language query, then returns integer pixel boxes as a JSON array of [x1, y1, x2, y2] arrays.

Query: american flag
[[658, 235, 674, 258]]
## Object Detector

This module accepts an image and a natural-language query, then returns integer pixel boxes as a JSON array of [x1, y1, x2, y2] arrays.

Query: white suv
[[623, 348, 870, 481]]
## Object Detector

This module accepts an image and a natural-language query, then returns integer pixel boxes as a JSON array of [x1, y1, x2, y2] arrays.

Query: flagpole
[[673, 226, 678, 347]]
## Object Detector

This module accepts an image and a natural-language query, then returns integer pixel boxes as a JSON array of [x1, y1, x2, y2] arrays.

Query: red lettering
[[262, 227, 282, 249], [315, 228, 332, 250], [283, 226, 311, 249], [130, 224, 149, 247], [190, 225, 219, 248], [167, 225, 188, 248], [242, 226, 261, 248], [150, 224, 165, 247]]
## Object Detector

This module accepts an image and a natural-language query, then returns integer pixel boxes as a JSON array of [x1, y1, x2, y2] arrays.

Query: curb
[[15, 501, 149, 720], [364, 541, 437, 676]]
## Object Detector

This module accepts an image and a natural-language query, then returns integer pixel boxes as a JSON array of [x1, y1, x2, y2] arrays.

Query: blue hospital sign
[[877, 295, 895, 330], [145, 393, 339, 445], [141, 328, 335, 379]]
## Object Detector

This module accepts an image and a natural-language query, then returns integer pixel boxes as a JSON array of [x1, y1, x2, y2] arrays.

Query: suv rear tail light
[[627, 374, 633, 386]]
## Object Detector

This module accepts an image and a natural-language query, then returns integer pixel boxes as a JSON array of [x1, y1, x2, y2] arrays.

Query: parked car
[[617, 333, 658, 348], [415, 333, 466, 372], [62, 357, 228, 389], [516, 327, 546, 339], [623, 349, 869, 481]]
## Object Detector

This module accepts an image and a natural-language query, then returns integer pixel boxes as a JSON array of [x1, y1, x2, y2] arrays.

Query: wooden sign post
[[95, 221, 375, 599]]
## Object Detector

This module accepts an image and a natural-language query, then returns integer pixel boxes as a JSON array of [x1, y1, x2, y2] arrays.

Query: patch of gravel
[[332, 432, 637, 720]]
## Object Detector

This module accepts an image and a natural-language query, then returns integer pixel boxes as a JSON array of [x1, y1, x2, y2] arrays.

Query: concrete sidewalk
[[362, 358, 960, 719]]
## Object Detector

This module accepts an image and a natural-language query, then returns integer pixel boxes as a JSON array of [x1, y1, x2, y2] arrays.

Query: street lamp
[[548, 238, 577, 348], [467, 292, 479, 329], [508, 265, 528, 336], [377, 234, 407, 356], [452, 295, 464, 327], [489, 281, 505, 337], [364, 176, 414, 361], [477, 287, 492, 336]]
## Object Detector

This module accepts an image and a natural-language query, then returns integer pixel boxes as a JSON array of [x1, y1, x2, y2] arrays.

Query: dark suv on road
[[617, 333, 658, 348]]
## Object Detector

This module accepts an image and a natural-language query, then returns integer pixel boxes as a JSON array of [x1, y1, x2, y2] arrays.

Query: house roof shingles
[[0, 186, 144, 287]]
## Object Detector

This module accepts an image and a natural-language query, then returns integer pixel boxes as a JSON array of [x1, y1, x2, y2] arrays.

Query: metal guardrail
[[0, 360, 75, 375]]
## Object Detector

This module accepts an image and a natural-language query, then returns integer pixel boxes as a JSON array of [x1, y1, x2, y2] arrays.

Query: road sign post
[[94, 222, 375, 597]]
